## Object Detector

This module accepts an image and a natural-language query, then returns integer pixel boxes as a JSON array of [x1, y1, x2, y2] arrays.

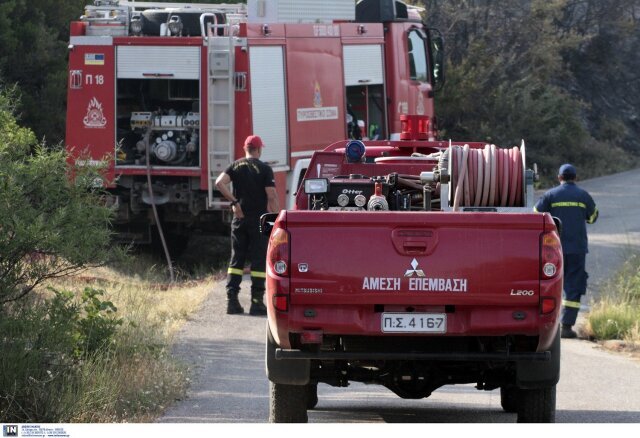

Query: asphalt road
[[579, 169, 640, 300], [159, 168, 640, 423]]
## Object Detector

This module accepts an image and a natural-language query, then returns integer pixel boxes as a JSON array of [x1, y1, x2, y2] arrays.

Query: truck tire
[[306, 383, 318, 409], [269, 381, 309, 423], [265, 324, 310, 385], [516, 327, 561, 389], [500, 386, 518, 413], [516, 385, 556, 423]]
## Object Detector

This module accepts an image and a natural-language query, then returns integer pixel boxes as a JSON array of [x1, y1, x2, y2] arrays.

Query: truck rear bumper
[[275, 349, 550, 362]]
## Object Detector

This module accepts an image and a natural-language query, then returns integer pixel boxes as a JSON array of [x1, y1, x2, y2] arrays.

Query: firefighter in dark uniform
[[215, 135, 280, 315], [534, 164, 599, 338]]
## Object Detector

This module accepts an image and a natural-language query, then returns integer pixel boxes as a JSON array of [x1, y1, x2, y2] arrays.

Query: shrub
[[0, 85, 118, 306], [0, 288, 123, 422]]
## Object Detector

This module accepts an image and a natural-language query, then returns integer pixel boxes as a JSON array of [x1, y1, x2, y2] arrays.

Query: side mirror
[[428, 28, 445, 91], [260, 213, 279, 237]]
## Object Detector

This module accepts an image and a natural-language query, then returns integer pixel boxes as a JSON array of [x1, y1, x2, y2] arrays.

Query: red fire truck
[[65, 0, 444, 243]]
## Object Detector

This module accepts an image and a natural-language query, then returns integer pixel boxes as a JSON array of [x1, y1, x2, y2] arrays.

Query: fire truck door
[[249, 46, 288, 169], [343, 44, 386, 140]]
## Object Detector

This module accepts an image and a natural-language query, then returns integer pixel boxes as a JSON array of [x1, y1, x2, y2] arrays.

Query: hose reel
[[447, 142, 528, 211]]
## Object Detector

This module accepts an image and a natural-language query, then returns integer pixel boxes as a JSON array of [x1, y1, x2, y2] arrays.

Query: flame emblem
[[313, 81, 323, 108], [83, 97, 107, 128]]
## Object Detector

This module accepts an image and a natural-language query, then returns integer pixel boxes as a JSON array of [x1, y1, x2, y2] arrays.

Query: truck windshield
[[408, 29, 429, 83]]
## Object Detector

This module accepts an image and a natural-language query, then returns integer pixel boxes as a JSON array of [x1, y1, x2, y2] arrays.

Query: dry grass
[[51, 265, 215, 422], [61, 265, 215, 339], [586, 253, 640, 344], [0, 262, 216, 423]]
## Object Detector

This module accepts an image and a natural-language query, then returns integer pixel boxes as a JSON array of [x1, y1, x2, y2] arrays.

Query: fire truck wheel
[[265, 324, 310, 385], [516, 385, 556, 423], [500, 386, 518, 413], [306, 383, 318, 409], [269, 381, 309, 423]]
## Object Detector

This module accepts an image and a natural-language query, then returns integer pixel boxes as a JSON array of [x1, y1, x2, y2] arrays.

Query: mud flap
[[516, 326, 561, 389], [265, 324, 310, 385]]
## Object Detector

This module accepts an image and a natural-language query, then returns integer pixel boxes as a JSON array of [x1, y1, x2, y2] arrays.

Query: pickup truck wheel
[[306, 383, 318, 409], [269, 381, 309, 423], [516, 385, 556, 423], [500, 386, 518, 413]]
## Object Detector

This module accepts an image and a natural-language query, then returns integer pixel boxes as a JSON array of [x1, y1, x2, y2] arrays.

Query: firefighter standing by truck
[[215, 135, 280, 315], [535, 164, 599, 338]]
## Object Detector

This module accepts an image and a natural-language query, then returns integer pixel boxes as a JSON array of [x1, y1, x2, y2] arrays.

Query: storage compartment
[[115, 78, 200, 167]]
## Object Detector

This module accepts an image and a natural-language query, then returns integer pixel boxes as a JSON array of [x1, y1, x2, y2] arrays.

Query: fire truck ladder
[[206, 20, 236, 209]]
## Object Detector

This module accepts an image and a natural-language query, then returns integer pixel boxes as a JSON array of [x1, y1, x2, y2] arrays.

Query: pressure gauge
[[354, 194, 367, 208], [337, 194, 350, 207]]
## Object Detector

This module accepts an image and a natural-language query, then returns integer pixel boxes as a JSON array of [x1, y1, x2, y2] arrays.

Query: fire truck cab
[[65, 0, 444, 242]]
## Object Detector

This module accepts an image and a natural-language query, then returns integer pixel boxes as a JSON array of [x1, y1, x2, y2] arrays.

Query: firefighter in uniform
[[215, 135, 280, 315], [534, 164, 599, 338]]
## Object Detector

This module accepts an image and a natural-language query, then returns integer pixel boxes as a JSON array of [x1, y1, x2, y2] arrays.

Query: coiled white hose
[[450, 143, 524, 210]]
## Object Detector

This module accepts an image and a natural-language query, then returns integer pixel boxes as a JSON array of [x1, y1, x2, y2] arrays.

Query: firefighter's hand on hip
[[232, 203, 244, 219]]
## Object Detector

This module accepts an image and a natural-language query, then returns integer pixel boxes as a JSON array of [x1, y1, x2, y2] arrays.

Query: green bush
[[48, 288, 124, 357], [0, 288, 123, 422], [0, 85, 118, 306]]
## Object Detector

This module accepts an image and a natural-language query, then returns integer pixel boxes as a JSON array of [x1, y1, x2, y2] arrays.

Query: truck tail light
[[273, 294, 288, 312], [541, 297, 556, 315], [268, 224, 290, 277], [541, 231, 562, 279], [540, 231, 562, 315]]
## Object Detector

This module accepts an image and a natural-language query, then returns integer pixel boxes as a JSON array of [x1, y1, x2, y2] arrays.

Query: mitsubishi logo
[[404, 258, 425, 277]]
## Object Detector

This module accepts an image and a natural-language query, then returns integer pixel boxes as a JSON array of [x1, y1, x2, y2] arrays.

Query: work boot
[[226, 298, 244, 315], [561, 324, 577, 339], [249, 298, 267, 316]]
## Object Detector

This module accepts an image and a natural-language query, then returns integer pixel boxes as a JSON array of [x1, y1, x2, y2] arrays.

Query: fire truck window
[[346, 85, 386, 140], [408, 30, 428, 83]]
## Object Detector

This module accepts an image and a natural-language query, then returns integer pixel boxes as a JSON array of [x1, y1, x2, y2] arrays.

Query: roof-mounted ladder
[[206, 22, 236, 209]]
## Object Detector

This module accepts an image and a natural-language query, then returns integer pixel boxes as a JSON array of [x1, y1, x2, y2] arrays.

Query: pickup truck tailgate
[[287, 211, 545, 307]]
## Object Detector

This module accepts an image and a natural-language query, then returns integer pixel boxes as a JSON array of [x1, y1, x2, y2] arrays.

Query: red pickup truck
[[262, 138, 563, 423]]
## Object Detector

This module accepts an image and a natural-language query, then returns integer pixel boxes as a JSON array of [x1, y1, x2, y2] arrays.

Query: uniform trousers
[[562, 253, 588, 326], [226, 216, 268, 301]]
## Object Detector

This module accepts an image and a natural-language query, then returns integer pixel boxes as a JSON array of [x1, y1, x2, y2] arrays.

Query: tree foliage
[[0, 0, 87, 143], [422, 0, 640, 182], [0, 0, 637, 180], [0, 85, 117, 305]]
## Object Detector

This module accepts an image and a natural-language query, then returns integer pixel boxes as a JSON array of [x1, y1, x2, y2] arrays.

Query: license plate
[[381, 313, 447, 333]]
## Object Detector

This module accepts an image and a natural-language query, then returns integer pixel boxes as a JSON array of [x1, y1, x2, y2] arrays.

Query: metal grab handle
[[200, 12, 218, 37]]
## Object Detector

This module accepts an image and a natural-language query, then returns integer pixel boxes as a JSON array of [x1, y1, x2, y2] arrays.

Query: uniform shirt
[[534, 181, 598, 254], [225, 158, 275, 217]]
